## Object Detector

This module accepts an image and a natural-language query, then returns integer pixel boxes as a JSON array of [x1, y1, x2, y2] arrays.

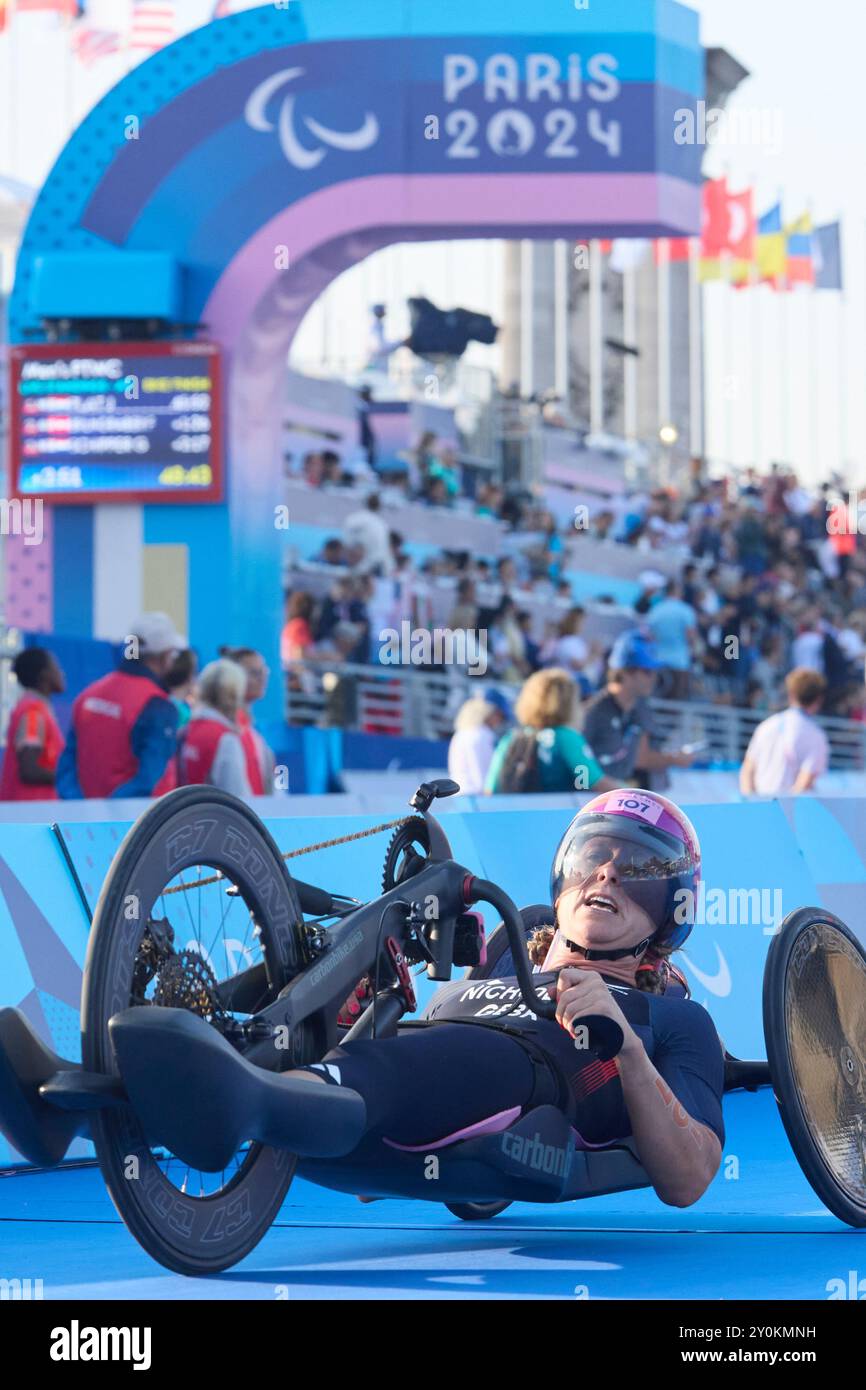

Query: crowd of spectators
[[601, 465, 866, 717], [0, 615, 275, 803], [285, 454, 866, 726], [447, 651, 833, 802]]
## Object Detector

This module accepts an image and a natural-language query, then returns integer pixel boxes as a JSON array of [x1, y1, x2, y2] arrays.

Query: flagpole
[[777, 191, 790, 467], [837, 226, 848, 481], [623, 258, 638, 441], [554, 238, 569, 404], [688, 237, 703, 458], [750, 260, 762, 469], [8, 0, 18, 178], [520, 238, 534, 400], [63, 0, 75, 141], [657, 238, 671, 454], [589, 237, 603, 433], [723, 247, 734, 469], [779, 283, 790, 465]]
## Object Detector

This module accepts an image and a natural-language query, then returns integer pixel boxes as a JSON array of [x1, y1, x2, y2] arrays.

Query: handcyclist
[[130, 788, 723, 1208]]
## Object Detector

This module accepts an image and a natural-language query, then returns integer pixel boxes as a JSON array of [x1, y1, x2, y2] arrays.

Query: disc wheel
[[445, 1201, 512, 1221], [763, 908, 866, 1228], [382, 816, 430, 892], [82, 787, 313, 1274]]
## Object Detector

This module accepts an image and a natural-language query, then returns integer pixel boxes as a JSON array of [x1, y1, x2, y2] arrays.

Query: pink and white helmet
[[549, 789, 701, 950]]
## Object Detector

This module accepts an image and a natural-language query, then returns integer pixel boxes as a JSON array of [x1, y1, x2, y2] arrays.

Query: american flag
[[71, 21, 120, 65], [129, 0, 176, 53]]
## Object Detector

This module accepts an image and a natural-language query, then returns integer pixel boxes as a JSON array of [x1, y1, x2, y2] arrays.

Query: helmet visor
[[551, 815, 698, 930]]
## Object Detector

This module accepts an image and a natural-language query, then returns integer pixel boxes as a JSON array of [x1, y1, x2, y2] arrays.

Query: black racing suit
[[314, 976, 725, 1153]]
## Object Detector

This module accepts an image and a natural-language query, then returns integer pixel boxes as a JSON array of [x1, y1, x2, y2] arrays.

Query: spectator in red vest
[[220, 645, 275, 796], [57, 612, 184, 800], [178, 659, 252, 798], [0, 647, 66, 801]]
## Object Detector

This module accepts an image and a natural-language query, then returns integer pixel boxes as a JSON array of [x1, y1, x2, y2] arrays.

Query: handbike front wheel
[[763, 908, 866, 1228], [445, 1201, 512, 1221], [82, 787, 311, 1275]]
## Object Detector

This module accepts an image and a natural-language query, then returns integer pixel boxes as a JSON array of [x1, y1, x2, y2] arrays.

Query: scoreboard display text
[[10, 342, 223, 503]]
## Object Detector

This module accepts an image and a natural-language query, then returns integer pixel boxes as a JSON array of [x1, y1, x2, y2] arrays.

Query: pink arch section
[[4, 509, 54, 633], [204, 170, 697, 345]]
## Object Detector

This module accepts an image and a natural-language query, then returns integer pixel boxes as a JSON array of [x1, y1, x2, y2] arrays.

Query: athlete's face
[[549, 835, 657, 962]]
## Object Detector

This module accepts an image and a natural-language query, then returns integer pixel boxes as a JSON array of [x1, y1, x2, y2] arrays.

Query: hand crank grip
[[533, 973, 625, 1062]]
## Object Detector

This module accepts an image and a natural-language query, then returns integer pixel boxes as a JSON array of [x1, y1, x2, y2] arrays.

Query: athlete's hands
[[548, 968, 640, 1057]]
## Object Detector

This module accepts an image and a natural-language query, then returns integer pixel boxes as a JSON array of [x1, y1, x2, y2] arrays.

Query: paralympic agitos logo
[[244, 67, 380, 170]]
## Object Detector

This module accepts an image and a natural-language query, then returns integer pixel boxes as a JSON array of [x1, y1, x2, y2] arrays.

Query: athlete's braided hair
[[527, 925, 688, 997]]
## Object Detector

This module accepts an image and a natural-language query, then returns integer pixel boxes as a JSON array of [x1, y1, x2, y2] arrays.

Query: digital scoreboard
[[9, 341, 223, 503]]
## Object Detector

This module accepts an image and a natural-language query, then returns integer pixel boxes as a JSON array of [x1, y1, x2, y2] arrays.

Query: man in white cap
[[57, 612, 185, 800]]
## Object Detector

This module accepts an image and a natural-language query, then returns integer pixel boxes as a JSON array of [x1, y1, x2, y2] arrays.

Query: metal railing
[[287, 661, 470, 742], [649, 698, 866, 771], [285, 661, 866, 772]]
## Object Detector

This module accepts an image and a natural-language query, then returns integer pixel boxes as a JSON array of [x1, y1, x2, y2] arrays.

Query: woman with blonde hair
[[178, 659, 254, 799], [485, 668, 617, 795]]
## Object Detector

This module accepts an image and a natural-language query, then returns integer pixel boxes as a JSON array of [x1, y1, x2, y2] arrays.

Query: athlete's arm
[[554, 969, 721, 1206], [615, 1044, 721, 1206]]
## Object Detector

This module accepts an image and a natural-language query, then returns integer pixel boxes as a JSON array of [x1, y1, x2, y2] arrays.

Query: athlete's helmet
[[550, 788, 701, 951]]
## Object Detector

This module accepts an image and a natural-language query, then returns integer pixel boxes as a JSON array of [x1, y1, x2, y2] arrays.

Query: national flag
[[71, 20, 121, 64], [814, 222, 843, 292], [756, 203, 786, 284], [726, 187, 756, 283], [785, 212, 815, 286], [130, 0, 175, 53], [698, 177, 731, 281], [698, 180, 755, 283], [700, 176, 728, 256]]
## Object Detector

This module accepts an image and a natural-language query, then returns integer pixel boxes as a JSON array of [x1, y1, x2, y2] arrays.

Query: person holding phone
[[583, 632, 696, 787]]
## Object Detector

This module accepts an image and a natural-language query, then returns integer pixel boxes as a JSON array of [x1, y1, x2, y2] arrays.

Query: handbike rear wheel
[[763, 908, 866, 1229], [82, 787, 311, 1274]]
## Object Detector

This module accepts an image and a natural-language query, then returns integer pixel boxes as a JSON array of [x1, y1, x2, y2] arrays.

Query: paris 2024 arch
[[8, 0, 702, 723]]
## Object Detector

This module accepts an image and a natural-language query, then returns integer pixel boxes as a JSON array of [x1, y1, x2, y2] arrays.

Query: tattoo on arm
[[653, 1075, 711, 1152]]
